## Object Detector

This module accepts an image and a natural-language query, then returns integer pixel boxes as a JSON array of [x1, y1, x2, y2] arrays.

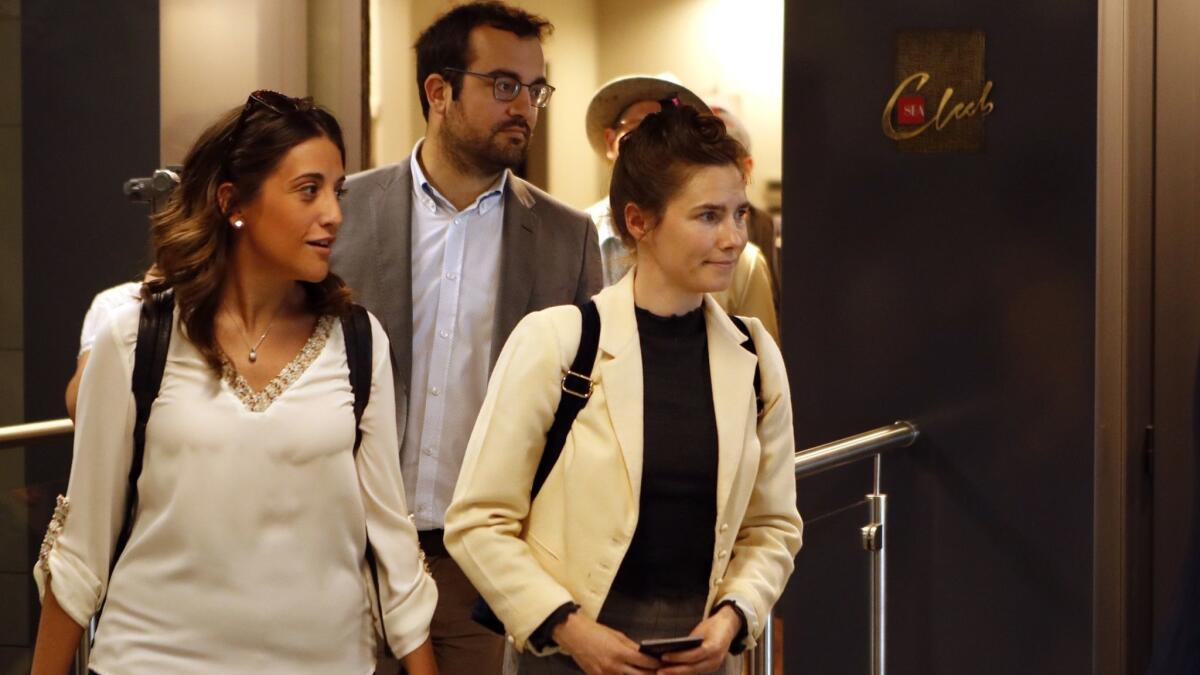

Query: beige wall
[[370, 0, 416, 168], [161, 0, 365, 170], [526, 0, 601, 209], [309, 0, 364, 172], [371, 0, 782, 209], [595, 0, 783, 207], [160, 0, 309, 165]]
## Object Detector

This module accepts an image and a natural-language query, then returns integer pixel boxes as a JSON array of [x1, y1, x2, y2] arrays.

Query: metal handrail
[[0, 418, 924, 463], [795, 421, 919, 479], [746, 420, 920, 675], [0, 418, 73, 449], [8, 416, 920, 675]]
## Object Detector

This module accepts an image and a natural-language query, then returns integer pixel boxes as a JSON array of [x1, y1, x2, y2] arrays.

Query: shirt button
[[438, 329, 450, 339], [718, 549, 728, 558], [720, 523, 729, 533], [445, 272, 457, 281], [431, 386, 441, 396], [422, 447, 434, 456]]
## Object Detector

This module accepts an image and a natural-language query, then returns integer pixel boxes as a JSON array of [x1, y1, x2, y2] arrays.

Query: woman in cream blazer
[[445, 104, 802, 675]]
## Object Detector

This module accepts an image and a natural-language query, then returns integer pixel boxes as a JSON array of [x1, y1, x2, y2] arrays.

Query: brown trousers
[[422, 529, 505, 675], [374, 530, 504, 675]]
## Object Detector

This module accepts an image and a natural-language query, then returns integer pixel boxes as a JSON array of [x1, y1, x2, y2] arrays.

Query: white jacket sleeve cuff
[[34, 548, 103, 629], [382, 573, 437, 659]]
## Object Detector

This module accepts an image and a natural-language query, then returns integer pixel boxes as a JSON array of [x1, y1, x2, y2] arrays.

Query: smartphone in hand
[[638, 636, 704, 657]]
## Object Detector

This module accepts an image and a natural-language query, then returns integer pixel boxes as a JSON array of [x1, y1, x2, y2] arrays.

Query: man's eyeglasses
[[227, 90, 314, 152], [442, 68, 555, 108]]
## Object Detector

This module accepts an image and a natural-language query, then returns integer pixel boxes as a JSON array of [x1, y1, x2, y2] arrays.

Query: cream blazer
[[444, 272, 803, 653]]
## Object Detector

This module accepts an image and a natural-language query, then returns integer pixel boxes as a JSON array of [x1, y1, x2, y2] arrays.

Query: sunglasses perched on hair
[[227, 90, 315, 151], [442, 68, 555, 108]]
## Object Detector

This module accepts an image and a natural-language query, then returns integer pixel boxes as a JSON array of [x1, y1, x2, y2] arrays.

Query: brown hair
[[609, 104, 749, 250], [146, 96, 352, 373], [415, 1, 553, 120]]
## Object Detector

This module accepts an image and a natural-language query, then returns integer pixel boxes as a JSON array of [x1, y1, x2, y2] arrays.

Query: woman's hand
[[399, 637, 438, 675], [553, 611, 663, 675], [655, 605, 742, 675]]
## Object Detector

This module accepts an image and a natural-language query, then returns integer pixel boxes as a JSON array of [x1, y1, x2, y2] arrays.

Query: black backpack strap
[[102, 288, 173, 623], [115, 288, 173, 569], [531, 301, 601, 499], [341, 305, 373, 455], [727, 314, 764, 418], [470, 301, 603, 635], [341, 305, 391, 656]]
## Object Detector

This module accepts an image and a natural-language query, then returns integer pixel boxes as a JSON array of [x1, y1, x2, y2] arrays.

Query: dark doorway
[[778, 1, 1096, 672], [19, 2, 159, 668]]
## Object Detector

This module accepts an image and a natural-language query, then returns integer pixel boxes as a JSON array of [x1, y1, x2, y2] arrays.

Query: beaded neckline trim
[[222, 315, 335, 413]]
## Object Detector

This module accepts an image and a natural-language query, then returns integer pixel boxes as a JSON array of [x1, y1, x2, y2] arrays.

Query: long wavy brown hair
[[146, 96, 352, 373]]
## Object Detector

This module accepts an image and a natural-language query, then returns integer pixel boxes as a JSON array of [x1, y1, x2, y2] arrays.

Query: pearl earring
[[233, 219, 245, 229]]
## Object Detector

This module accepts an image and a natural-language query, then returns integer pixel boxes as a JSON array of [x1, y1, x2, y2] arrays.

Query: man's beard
[[440, 107, 532, 176]]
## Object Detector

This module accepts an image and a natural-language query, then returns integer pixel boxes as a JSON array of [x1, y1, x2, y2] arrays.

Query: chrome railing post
[[744, 609, 774, 674], [778, 421, 915, 675], [862, 456, 886, 675], [73, 630, 90, 675], [762, 609, 775, 674]]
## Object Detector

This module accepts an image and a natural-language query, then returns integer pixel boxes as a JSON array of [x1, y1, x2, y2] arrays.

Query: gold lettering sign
[[890, 30, 989, 153], [882, 72, 995, 141]]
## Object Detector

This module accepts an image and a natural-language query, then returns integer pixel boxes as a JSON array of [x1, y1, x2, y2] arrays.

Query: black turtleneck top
[[608, 304, 719, 599]]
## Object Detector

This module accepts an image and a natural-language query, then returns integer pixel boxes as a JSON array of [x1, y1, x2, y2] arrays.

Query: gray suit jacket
[[330, 158, 603, 444]]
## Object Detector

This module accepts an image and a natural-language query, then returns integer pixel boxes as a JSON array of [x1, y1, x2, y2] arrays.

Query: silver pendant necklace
[[245, 331, 270, 364], [229, 305, 284, 364]]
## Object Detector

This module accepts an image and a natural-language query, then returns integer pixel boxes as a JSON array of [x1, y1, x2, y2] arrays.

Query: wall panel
[[781, 1, 1096, 672]]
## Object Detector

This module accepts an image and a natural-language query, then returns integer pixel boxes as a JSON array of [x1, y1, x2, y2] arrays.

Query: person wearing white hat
[[585, 74, 708, 287], [585, 76, 779, 343]]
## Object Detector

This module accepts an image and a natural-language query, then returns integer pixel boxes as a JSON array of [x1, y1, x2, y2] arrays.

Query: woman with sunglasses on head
[[30, 91, 437, 675], [444, 104, 803, 675]]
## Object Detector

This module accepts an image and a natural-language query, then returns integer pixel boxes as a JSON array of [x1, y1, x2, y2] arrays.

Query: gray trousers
[[513, 591, 737, 674]]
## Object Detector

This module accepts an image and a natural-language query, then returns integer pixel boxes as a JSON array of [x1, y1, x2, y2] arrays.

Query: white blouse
[[34, 301, 437, 675], [77, 281, 141, 356]]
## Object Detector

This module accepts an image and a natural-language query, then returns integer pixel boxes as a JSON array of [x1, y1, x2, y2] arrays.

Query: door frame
[[1094, 0, 1156, 672]]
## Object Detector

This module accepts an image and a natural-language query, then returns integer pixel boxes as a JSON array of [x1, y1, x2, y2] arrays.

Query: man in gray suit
[[331, 3, 601, 673]]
